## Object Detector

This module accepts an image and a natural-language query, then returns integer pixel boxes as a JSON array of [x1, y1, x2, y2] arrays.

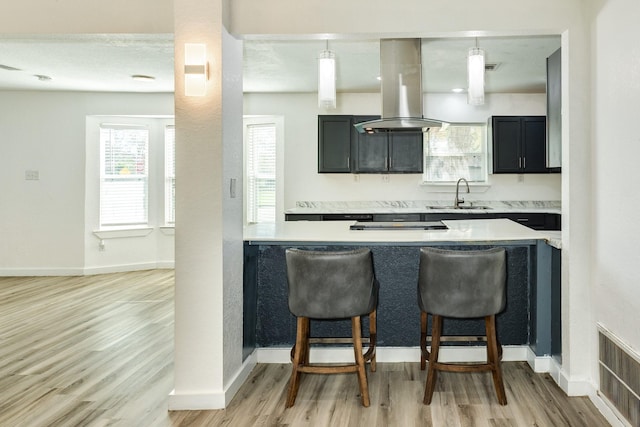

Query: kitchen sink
[[425, 205, 492, 210]]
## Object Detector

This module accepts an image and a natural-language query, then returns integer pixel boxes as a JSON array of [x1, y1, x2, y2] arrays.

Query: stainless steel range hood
[[354, 38, 445, 134]]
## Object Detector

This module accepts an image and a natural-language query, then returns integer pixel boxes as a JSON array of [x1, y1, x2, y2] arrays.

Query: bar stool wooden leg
[[302, 317, 311, 365], [368, 310, 377, 372], [352, 316, 370, 407], [420, 311, 429, 371], [485, 315, 507, 405], [286, 317, 307, 408], [424, 314, 442, 404]]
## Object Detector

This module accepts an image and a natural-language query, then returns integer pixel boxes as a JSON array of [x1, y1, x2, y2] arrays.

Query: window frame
[[99, 124, 150, 229], [243, 116, 284, 225], [422, 122, 489, 185], [164, 125, 176, 226]]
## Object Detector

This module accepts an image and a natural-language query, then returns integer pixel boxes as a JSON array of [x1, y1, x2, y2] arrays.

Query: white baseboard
[[257, 345, 530, 364], [83, 262, 166, 275], [0, 267, 85, 276], [168, 352, 257, 411], [0, 262, 175, 277]]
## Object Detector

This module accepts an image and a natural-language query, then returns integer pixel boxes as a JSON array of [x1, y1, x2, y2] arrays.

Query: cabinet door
[[389, 132, 424, 172], [492, 117, 522, 173], [372, 213, 422, 222], [522, 116, 547, 173], [355, 133, 387, 172], [318, 115, 352, 173], [353, 116, 388, 173], [547, 48, 562, 170]]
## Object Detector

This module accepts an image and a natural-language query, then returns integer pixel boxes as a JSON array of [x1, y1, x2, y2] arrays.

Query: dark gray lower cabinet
[[285, 212, 561, 231]]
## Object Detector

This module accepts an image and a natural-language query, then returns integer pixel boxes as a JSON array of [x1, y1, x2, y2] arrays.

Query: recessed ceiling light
[[452, 88, 464, 93], [34, 74, 52, 82], [0, 64, 21, 71], [132, 74, 156, 82]]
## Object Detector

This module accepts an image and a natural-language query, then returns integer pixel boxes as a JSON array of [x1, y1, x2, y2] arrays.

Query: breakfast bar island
[[243, 219, 560, 366]]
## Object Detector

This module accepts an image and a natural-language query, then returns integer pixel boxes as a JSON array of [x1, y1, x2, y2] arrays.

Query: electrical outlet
[[382, 174, 390, 183], [99, 240, 106, 251], [25, 170, 39, 180], [354, 174, 360, 182], [517, 174, 524, 183]]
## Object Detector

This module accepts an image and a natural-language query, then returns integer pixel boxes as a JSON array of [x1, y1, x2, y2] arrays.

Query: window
[[246, 122, 276, 223], [165, 125, 176, 225], [99, 124, 149, 227], [423, 124, 487, 183]]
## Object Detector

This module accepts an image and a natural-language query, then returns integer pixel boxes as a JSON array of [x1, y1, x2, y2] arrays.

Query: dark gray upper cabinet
[[317, 115, 352, 173], [388, 132, 424, 172], [491, 116, 548, 174], [353, 115, 423, 174], [546, 48, 562, 170], [318, 115, 424, 174], [353, 116, 387, 172]]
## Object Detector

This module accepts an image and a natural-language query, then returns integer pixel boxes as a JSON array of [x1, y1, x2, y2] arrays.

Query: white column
[[170, 0, 246, 409]]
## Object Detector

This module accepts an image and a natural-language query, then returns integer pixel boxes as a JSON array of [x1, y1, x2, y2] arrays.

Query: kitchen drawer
[[500, 213, 547, 230], [372, 213, 422, 222], [322, 214, 373, 221], [285, 214, 323, 221]]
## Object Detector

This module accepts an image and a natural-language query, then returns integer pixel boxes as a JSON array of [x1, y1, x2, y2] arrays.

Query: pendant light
[[467, 38, 485, 106], [318, 41, 336, 109]]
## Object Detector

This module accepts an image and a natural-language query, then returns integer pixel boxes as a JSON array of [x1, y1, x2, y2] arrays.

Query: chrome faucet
[[454, 178, 470, 207]]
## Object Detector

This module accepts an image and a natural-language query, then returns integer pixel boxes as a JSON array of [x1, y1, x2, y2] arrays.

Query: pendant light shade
[[318, 48, 336, 109], [467, 47, 485, 106]]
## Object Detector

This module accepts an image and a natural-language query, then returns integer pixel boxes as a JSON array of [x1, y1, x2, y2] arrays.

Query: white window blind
[[165, 125, 176, 225], [423, 124, 487, 183], [246, 123, 276, 223], [100, 125, 149, 227]]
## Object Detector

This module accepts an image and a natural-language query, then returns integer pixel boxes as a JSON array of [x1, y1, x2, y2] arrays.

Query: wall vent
[[485, 63, 500, 71], [598, 328, 640, 427]]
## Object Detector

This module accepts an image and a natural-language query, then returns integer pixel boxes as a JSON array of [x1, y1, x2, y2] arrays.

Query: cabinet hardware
[[519, 157, 522, 168], [523, 157, 526, 169]]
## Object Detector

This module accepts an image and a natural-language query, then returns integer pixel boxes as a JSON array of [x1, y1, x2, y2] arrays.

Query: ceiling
[[0, 34, 560, 94]]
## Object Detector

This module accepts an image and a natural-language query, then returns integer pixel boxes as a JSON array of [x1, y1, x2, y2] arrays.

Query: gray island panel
[[243, 219, 555, 360]]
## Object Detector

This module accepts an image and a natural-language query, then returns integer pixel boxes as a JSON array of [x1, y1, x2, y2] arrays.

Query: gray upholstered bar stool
[[418, 246, 508, 405], [284, 248, 378, 408]]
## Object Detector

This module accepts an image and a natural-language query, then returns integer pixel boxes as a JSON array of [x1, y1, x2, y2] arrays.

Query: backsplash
[[295, 200, 561, 210]]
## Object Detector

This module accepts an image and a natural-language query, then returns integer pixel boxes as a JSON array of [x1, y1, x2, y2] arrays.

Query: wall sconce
[[318, 42, 336, 109], [184, 43, 209, 97], [467, 42, 485, 106]]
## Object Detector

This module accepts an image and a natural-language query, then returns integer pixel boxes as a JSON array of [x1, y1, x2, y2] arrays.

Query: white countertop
[[244, 218, 558, 245], [285, 200, 561, 215]]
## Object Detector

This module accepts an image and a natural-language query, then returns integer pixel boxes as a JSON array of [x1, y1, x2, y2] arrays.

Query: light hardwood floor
[[0, 270, 610, 426]]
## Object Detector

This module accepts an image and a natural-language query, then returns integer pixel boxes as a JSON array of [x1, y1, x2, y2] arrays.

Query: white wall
[[0, 91, 174, 275], [244, 91, 561, 213], [592, 0, 640, 356], [0, 0, 173, 34], [84, 115, 175, 274]]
